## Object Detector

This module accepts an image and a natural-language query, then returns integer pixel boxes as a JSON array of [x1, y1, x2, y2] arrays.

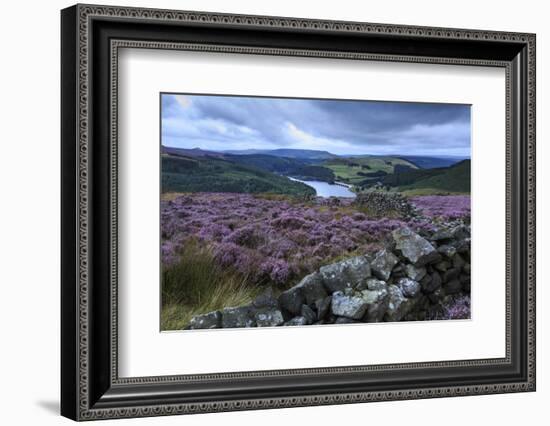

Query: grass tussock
[[161, 242, 259, 330]]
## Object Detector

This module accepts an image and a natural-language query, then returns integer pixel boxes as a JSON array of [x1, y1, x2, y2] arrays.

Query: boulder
[[452, 253, 466, 270], [188, 310, 222, 330], [301, 304, 317, 325], [434, 260, 451, 272], [366, 278, 388, 291], [397, 277, 421, 298], [319, 256, 371, 293], [442, 268, 460, 283], [314, 296, 332, 320], [278, 287, 304, 316], [452, 224, 471, 240], [430, 228, 453, 241], [254, 308, 285, 327], [385, 285, 417, 322], [404, 264, 427, 281], [392, 228, 441, 266], [294, 272, 328, 304], [221, 306, 256, 328], [252, 287, 279, 309], [370, 249, 399, 280], [331, 291, 369, 320], [361, 286, 389, 322], [438, 244, 457, 259], [444, 279, 462, 295], [334, 317, 360, 324], [284, 316, 308, 326]]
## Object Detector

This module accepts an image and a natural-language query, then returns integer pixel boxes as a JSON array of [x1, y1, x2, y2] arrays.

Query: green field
[[324, 156, 418, 184]]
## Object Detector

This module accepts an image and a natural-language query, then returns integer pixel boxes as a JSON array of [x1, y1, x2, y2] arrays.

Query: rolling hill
[[161, 154, 316, 196], [323, 156, 419, 184], [362, 160, 471, 194]]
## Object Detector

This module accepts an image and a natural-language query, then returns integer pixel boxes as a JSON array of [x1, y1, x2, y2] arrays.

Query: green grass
[[161, 242, 259, 330], [397, 160, 470, 193], [324, 156, 418, 184]]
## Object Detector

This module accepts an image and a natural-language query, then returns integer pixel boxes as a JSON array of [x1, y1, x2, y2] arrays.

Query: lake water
[[288, 177, 356, 198]]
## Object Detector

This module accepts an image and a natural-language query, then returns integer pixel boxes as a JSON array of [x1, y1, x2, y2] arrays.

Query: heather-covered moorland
[[160, 93, 471, 330]]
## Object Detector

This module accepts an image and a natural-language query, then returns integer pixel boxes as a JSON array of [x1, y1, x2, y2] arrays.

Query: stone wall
[[186, 225, 471, 329]]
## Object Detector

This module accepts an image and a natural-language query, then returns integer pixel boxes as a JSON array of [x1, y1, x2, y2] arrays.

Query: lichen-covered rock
[[361, 286, 389, 322], [397, 277, 421, 298], [221, 306, 255, 328], [370, 249, 399, 280], [278, 287, 304, 316], [385, 285, 418, 322], [334, 317, 361, 324], [434, 260, 451, 272], [254, 308, 284, 327], [430, 228, 453, 241], [392, 227, 441, 266], [188, 310, 222, 330], [422, 271, 442, 294], [366, 278, 388, 291], [294, 272, 328, 304], [319, 256, 371, 293], [404, 264, 427, 281], [284, 316, 308, 326], [331, 291, 369, 320], [452, 224, 470, 240]]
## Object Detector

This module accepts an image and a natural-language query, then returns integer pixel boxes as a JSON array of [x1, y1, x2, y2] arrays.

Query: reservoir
[[288, 177, 356, 198]]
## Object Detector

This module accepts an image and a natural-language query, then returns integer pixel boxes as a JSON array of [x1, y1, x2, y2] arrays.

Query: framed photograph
[[61, 4, 536, 421]]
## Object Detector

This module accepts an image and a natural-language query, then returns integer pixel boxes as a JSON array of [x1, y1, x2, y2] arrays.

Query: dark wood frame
[[61, 4, 536, 421]]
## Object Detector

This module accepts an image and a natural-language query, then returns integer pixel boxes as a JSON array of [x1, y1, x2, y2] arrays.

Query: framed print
[[61, 4, 536, 421]]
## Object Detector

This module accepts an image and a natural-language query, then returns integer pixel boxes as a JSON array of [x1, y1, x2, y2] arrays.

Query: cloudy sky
[[161, 93, 471, 157]]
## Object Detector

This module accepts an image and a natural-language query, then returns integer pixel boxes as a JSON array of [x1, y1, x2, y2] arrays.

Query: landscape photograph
[[160, 93, 471, 331]]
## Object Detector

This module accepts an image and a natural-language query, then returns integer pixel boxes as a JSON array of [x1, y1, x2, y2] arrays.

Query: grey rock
[[252, 287, 279, 309], [331, 291, 369, 320], [370, 249, 399, 280], [452, 225, 471, 240], [188, 310, 222, 330], [319, 256, 371, 293], [422, 271, 442, 294], [301, 304, 317, 324], [294, 272, 328, 304], [404, 264, 427, 281], [463, 262, 471, 275], [284, 316, 308, 326], [278, 287, 304, 316], [455, 238, 471, 254], [438, 244, 457, 259], [385, 285, 418, 322], [392, 227, 440, 266], [254, 308, 284, 327], [366, 278, 388, 291], [444, 279, 462, 295], [443, 268, 460, 283], [315, 296, 332, 320], [361, 287, 389, 322], [334, 317, 360, 324], [431, 228, 453, 241], [434, 260, 451, 272], [428, 287, 445, 304], [397, 277, 421, 298], [452, 253, 466, 270], [221, 306, 255, 328]]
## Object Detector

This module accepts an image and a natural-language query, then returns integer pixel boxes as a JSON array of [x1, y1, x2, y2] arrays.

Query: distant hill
[[223, 148, 337, 160], [161, 153, 315, 196], [397, 155, 467, 169], [365, 160, 470, 193]]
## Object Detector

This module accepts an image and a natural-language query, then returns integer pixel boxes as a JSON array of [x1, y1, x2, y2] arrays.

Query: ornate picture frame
[[61, 4, 536, 421]]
